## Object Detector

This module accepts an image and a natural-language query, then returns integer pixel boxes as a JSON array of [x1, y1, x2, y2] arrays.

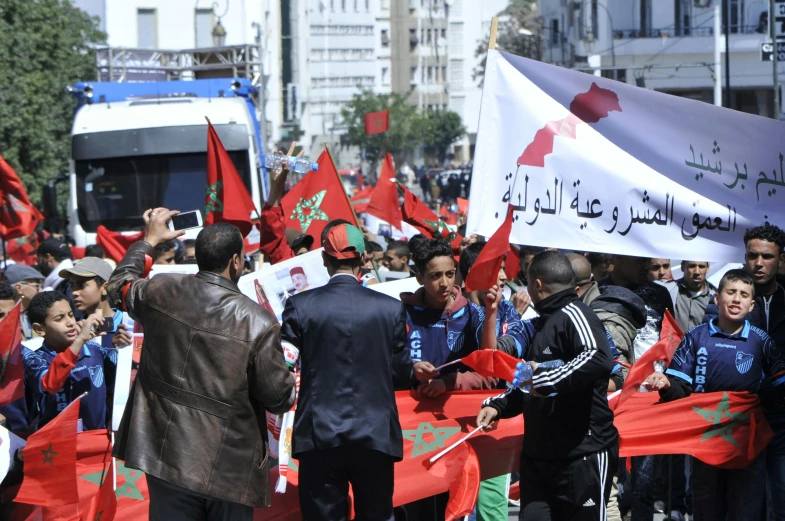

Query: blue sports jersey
[[476, 299, 535, 358], [22, 341, 117, 431], [666, 319, 785, 394]]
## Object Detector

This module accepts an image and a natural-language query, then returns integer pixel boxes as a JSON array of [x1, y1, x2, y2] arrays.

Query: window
[[382, 67, 389, 84], [354, 0, 358, 11], [366, 0, 370, 11], [410, 28, 418, 50], [441, 66, 446, 83], [640, 0, 652, 35], [341, 0, 346, 12], [440, 28, 446, 39], [194, 9, 213, 48], [137, 8, 157, 48], [410, 66, 418, 83], [427, 28, 432, 44], [381, 29, 389, 47], [427, 66, 433, 84], [551, 19, 559, 45], [330, 0, 334, 11]]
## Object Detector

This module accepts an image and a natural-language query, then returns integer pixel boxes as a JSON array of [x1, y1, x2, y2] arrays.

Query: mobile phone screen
[[171, 211, 201, 230]]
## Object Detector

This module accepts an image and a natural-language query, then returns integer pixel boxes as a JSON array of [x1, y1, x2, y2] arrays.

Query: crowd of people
[[2, 177, 785, 521]]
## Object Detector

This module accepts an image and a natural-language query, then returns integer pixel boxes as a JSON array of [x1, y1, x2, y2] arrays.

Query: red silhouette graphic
[[517, 83, 622, 167]]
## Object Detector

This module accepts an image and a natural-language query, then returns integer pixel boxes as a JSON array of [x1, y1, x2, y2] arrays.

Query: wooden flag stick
[[488, 17, 499, 50], [433, 359, 462, 372], [428, 426, 484, 464]]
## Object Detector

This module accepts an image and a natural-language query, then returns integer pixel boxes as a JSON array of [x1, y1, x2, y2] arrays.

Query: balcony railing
[[612, 24, 766, 39]]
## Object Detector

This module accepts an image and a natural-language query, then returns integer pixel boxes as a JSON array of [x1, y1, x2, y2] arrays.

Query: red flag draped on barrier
[[616, 311, 684, 410], [0, 303, 25, 408], [281, 148, 359, 242], [96, 227, 145, 263], [205, 121, 257, 237], [15, 398, 81, 507], [364, 154, 403, 231], [364, 110, 389, 135], [0, 154, 44, 241], [465, 206, 514, 292]]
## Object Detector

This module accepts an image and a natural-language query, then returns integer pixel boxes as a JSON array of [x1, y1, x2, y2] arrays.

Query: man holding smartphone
[[107, 208, 295, 521]]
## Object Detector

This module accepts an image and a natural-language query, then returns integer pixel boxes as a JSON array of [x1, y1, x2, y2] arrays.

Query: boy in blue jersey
[[22, 291, 117, 432], [644, 269, 785, 521]]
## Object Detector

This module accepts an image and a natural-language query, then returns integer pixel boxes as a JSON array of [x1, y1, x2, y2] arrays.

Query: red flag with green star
[[15, 397, 81, 507], [400, 184, 460, 242], [0, 153, 44, 241], [205, 121, 257, 237], [281, 147, 359, 242]]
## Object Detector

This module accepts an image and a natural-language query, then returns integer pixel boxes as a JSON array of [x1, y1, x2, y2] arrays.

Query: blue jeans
[[766, 411, 785, 521]]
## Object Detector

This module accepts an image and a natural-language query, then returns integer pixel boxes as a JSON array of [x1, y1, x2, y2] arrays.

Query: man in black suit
[[281, 221, 414, 521]]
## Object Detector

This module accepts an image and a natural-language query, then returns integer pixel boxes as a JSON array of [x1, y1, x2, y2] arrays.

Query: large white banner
[[467, 50, 785, 262]]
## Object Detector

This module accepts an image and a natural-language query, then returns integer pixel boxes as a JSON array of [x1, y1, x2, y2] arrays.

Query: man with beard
[[107, 209, 295, 521], [32, 238, 78, 313], [661, 261, 715, 332]]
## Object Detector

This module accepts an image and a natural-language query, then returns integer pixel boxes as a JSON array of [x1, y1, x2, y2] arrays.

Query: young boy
[[22, 291, 117, 431], [644, 269, 785, 521], [59, 257, 128, 349]]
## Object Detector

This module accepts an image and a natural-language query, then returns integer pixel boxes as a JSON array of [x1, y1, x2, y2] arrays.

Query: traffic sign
[[775, 0, 785, 40], [761, 41, 785, 61]]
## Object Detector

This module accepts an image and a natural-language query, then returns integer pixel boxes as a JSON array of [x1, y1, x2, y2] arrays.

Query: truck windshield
[[75, 152, 251, 232]]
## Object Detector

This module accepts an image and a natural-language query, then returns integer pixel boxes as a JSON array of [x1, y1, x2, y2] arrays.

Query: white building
[[72, 0, 285, 146], [538, 0, 782, 118]]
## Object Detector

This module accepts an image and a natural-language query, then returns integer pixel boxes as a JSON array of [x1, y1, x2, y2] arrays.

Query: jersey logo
[[88, 366, 104, 388], [735, 352, 754, 375], [447, 331, 465, 352], [543, 346, 552, 355]]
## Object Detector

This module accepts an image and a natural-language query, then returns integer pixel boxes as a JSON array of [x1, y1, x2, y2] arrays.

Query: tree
[[420, 109, 466, 164], [0, 0, 105, 206], [339, 89, 421, 177], [473, 0, 541, 87]]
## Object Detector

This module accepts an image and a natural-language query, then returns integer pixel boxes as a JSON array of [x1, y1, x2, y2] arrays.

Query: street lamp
[[212, 19, 227, 46]]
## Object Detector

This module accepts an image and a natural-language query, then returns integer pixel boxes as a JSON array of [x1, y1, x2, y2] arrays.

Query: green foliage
[[339, 89, 421, 173], [420, 109, 466, 163], [0, 0, 105, 205], [473, 0, 541, 86]]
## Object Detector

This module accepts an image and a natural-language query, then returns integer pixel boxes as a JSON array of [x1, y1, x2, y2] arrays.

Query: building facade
[[538, 0, 782, 118]]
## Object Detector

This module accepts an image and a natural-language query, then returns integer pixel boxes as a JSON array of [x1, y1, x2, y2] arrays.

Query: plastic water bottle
[[264, 153, 318, 174], [514, 359, 565, 392]]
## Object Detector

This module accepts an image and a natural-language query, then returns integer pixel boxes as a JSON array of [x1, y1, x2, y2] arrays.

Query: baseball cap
[[323, 224, 365, 260], [30, 238, 71, 257], [3, 264, 44, 285], [59, 257, 114, 282], [285, 228, 315, 252]]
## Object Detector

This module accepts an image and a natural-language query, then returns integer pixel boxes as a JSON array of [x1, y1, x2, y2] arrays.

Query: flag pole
[[488, 17, 499, 50]]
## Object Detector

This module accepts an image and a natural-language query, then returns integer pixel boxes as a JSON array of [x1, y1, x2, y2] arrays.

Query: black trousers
[[298, 447, 395, 521], [146, 474, 253, 521], [520, 446, 619, 521], [691, 455, 765, 521]]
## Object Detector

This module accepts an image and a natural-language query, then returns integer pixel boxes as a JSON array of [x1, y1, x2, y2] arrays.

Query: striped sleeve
[[531, 303, 612, 395]]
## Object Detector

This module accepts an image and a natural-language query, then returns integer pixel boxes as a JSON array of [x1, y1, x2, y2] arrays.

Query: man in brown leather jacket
[[107, 208, 295, 521]]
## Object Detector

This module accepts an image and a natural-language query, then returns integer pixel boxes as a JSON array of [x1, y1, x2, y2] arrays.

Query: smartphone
[[168, 210, 203, 231], [95, 319, 114, 334]]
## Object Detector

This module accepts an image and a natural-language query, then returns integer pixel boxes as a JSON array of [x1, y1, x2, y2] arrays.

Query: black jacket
[[484, 289, 617, 459], [281, 274, 412, 460]]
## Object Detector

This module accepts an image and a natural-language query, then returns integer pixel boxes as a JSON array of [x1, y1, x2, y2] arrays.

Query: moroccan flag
[[351, 185, 373, 202], [364, 109, 389, 135], [616, 311, 683, 409], [4, 235, 37, 266], [442, 443, 481, 521], [460, 349, 519, 382], [96, 226, 145, 263], [401, 185, 457, 241], [81, 463, 117, 521], [0, 303, 24, 407], [0, 154, 44, 241], [615, 391, 773, 469], [456, 198, 469, 216], [281, 148, 359, 242], [465, 205, 514, 292], [505, 246, 521, 282], [15, 398, 81, 507], [205, 121, 257, 237], [364, 154, 403, 231]]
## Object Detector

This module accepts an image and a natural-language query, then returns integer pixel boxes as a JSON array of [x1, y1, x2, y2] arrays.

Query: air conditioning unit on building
[[694, 0, 711, 7]]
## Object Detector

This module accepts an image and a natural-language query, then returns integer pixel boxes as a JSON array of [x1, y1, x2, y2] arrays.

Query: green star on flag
[[402, 422, 461, 458], [692, 392, 749, 447], [82, 461, 146, 501], [41, 443, 57, 466], [423, 218, 457, 240], [205, 181, 224, 214], [290, 190, 330, 233]]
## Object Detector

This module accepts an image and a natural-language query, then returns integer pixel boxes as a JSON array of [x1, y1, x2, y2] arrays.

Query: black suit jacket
[[281, 274, 411, 460]]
